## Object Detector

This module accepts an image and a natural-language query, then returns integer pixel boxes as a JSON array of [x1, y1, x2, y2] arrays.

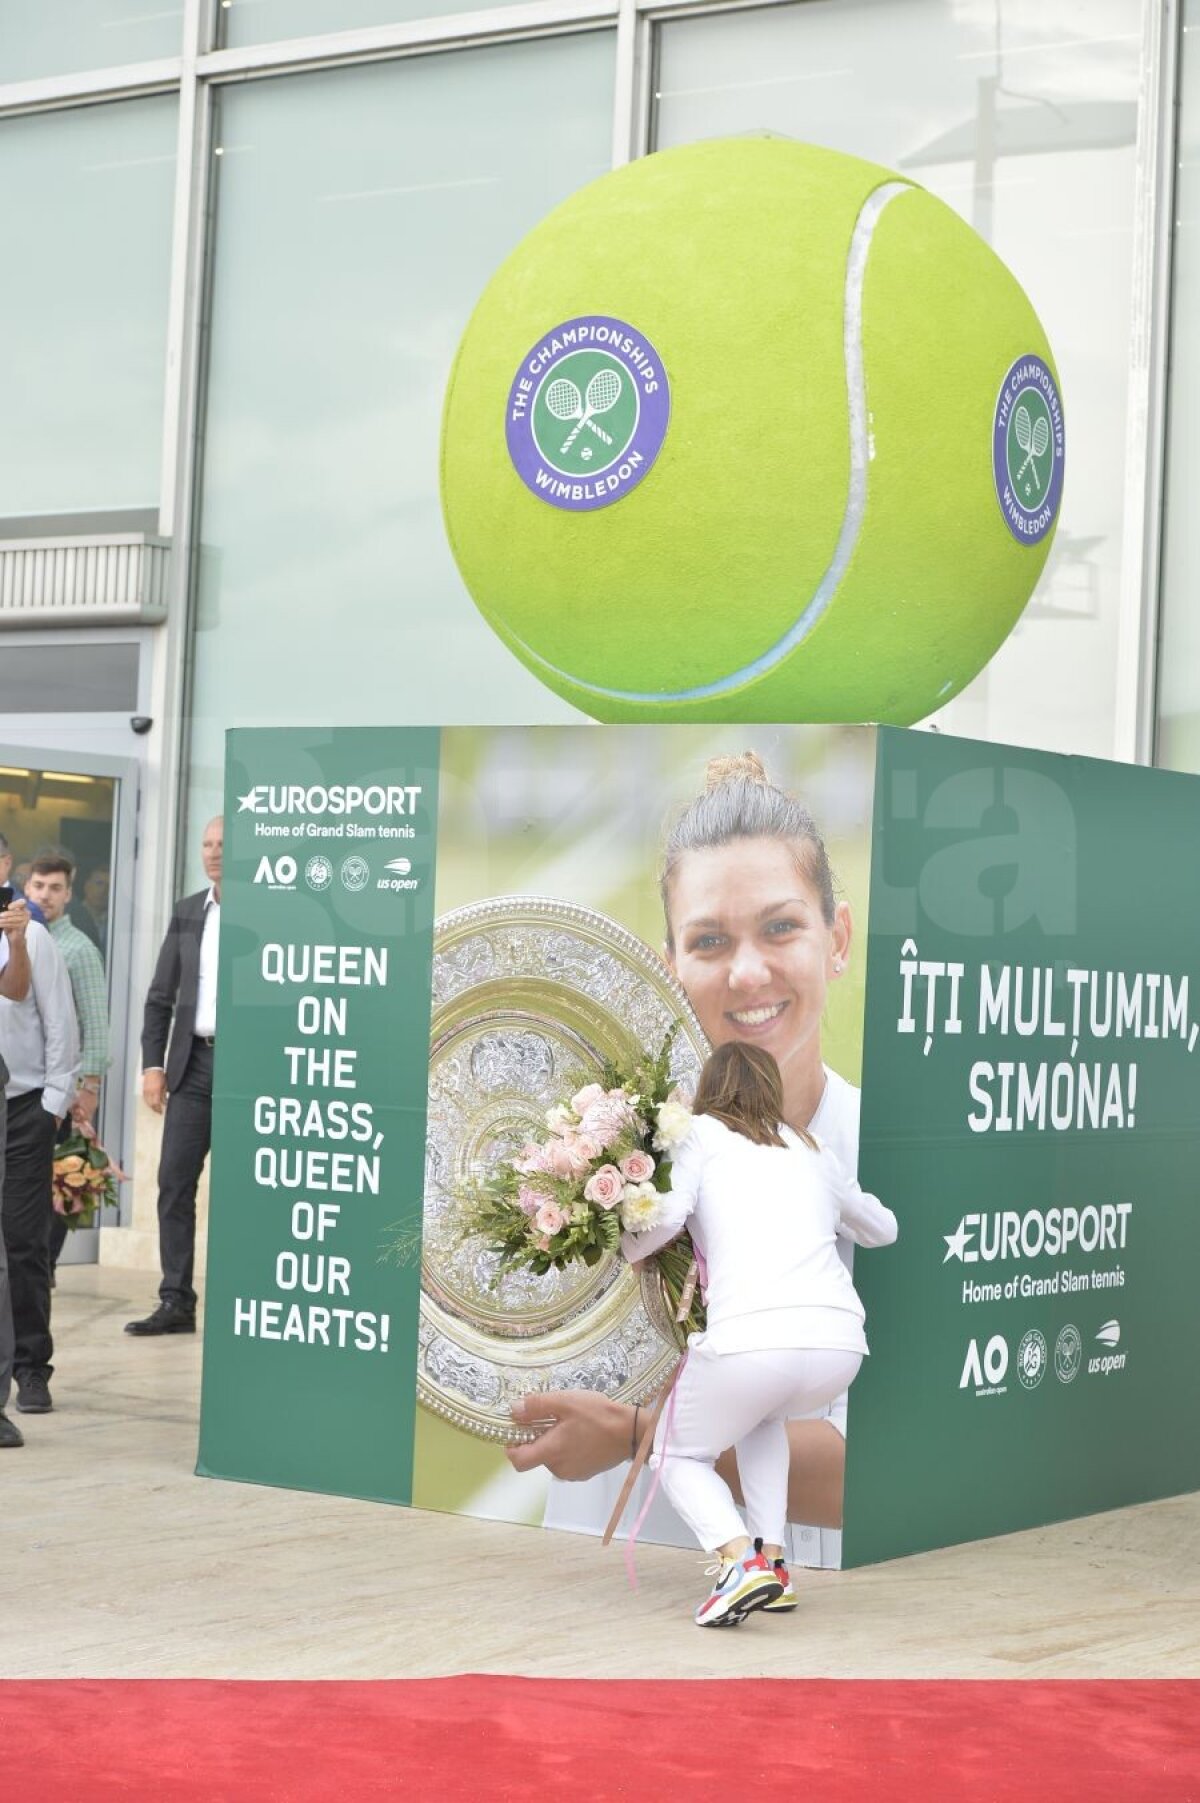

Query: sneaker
[[754, 1540, 798, 1613], [695, 1549, 782, 1628], [765, 1559, 798, 1611], [0, 1411, 24, 1448], [14, 1371, 52, 1414], [124, 1303, 196, 1336]]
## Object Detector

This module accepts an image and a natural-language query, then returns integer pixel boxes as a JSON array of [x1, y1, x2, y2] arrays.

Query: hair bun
[[704, 750, 770, 793]]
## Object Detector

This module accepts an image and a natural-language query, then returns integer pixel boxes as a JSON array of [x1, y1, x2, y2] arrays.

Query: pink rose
[[544, 1138, 581, 1179], [583, 1164, 625, 1209], [516, 1185, 542, 1217], [512, 1142, 549, 1176], [534, 1234, 551, 1253], [571, 1083, 606, 1115], [572, 1135, 601, 1164], [535, 1200, 565, 1236], [579, 1093, 634, 1150], [620, 1149, 655, 1184]]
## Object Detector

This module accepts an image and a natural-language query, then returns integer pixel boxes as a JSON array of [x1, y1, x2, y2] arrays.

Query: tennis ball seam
[[489, 178, 914, 706]]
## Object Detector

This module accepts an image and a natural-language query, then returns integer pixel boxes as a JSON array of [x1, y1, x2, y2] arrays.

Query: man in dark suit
[[126, 817, 223, 1337]]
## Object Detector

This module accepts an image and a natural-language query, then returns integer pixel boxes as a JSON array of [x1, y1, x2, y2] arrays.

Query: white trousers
[[651, 1343, 863, 1552]]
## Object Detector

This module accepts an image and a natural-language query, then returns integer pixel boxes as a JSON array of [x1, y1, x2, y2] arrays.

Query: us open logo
[[992, 354, 1065, 544], [506, 315, 670, 513]]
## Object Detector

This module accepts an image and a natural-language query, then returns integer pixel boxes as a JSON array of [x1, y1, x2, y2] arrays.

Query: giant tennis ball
[[441, 136, 1064, 724]]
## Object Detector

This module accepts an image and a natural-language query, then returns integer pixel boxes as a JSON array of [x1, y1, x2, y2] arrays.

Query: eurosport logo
[[943, 1202, 1131, 1265], [237, 783, 423, 817]]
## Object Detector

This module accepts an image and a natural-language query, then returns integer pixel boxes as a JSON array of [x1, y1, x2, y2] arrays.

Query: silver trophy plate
[[420, 895, 707, 1441]]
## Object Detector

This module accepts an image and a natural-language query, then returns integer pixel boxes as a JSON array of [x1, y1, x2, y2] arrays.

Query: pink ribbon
[[622, 1349, 689, 1591]]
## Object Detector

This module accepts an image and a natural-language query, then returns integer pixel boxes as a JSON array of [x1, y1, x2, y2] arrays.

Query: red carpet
[[4, 1678, 1196, 1800]]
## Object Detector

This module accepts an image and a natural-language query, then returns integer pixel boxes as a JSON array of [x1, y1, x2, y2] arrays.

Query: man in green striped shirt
[[26, 853, 111, 1271]]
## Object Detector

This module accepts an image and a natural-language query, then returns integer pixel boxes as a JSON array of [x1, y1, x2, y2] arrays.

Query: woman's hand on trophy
[[506, 1389, 632, 1480]]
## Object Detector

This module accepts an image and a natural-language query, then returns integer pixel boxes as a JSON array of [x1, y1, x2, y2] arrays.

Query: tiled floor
[[5, 1267, 1198, 1681]]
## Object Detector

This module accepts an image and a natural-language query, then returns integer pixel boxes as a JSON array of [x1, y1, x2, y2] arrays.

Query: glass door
[[0, 745, 139, 1263]]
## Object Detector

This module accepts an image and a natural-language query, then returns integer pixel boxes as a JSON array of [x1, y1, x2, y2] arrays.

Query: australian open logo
[[992, 354, 1065, 545], [506, 315, 670, 512]]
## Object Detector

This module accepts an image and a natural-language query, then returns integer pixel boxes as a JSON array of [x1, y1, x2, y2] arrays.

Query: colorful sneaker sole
[[696, 1571, 783, 1628], [762, 1591, 798, 1612]]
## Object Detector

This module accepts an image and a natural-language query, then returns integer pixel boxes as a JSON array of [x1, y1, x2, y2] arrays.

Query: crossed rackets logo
[[544, 367, 624, 454], [531, 350, 638, 477], [990, 354, 1062, 545], [1008, 393, 1052, 500]]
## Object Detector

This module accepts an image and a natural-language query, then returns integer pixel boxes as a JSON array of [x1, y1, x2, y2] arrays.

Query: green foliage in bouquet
[[52, 1130, 122, 1231], [451, 1024, 706, 1339]]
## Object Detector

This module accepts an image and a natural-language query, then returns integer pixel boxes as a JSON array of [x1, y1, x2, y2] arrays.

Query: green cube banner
[[197, 727, 440, 1503], [199, 722, 1200, 1562], [843, 726, 1200, 1563]]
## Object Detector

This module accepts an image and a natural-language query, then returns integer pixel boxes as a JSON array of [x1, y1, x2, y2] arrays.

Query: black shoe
[[0, 1411, 24, 1447], [124, 1302, 196, 1337], [14, 1371, 52, 1414]]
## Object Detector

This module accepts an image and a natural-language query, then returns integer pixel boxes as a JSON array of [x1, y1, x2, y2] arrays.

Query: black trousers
[[157, 1041, 213, 1311], [2, 1089, 58, 1378]]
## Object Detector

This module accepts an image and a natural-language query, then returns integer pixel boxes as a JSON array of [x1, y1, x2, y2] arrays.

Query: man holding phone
[[0, 883, 79, 1416], [0, 835, 45, 925]]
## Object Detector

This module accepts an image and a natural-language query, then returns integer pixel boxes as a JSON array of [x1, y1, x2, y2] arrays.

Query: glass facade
[[217, 0, 533, 49], [185, 34, 612, 834], [654, 0, 1143, 760], [0, 0, 1188, 863], [0, 95, 177, 521], [0, 0, 182, 83]]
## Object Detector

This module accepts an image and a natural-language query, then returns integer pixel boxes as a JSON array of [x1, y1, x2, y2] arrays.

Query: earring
[[833, 959, 844, 973]]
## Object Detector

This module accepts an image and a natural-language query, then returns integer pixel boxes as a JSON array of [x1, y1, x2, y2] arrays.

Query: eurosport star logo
[[942, 1203, 1131, 1265], [237, 783, 422, 817]]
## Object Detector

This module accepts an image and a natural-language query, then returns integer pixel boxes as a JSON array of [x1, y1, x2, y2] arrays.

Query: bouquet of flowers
[[52, 1124, 127, 1231], [458, 1026, 706, 1337]]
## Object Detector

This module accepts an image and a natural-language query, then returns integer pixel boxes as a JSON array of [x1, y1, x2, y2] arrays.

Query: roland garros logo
[[506, 315, 670, 512], [992, 354, 1065, 544]]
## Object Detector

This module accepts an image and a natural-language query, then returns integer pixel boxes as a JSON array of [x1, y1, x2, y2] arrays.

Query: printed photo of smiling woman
[[526, 752, 865, 1557]]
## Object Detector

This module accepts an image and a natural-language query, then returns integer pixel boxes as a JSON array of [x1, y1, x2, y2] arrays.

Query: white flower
[[544, 1103, 577, 1138], [620, 1181, 663, 1234], [653, 1093, 693, 1152], [570, 1083, 606, 1116]]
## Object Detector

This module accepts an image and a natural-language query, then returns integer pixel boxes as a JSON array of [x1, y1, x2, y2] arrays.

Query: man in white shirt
[[0, 901, 80, 1414], [0, 897, 35, 1444], [126, 817, 222, 1337]]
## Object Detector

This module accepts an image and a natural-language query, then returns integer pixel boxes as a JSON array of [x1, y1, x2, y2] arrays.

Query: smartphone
[[0, 884, 13, 912]]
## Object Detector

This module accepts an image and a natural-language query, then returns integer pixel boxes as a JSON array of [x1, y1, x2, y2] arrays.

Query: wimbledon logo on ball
[[506, 315, 670, 512], [992, 354, 1065, 545]]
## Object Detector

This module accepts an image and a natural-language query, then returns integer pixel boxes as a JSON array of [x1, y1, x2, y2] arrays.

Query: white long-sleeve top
[[0, 919, 81, 1118], [622, 1112, 897, 1356]]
